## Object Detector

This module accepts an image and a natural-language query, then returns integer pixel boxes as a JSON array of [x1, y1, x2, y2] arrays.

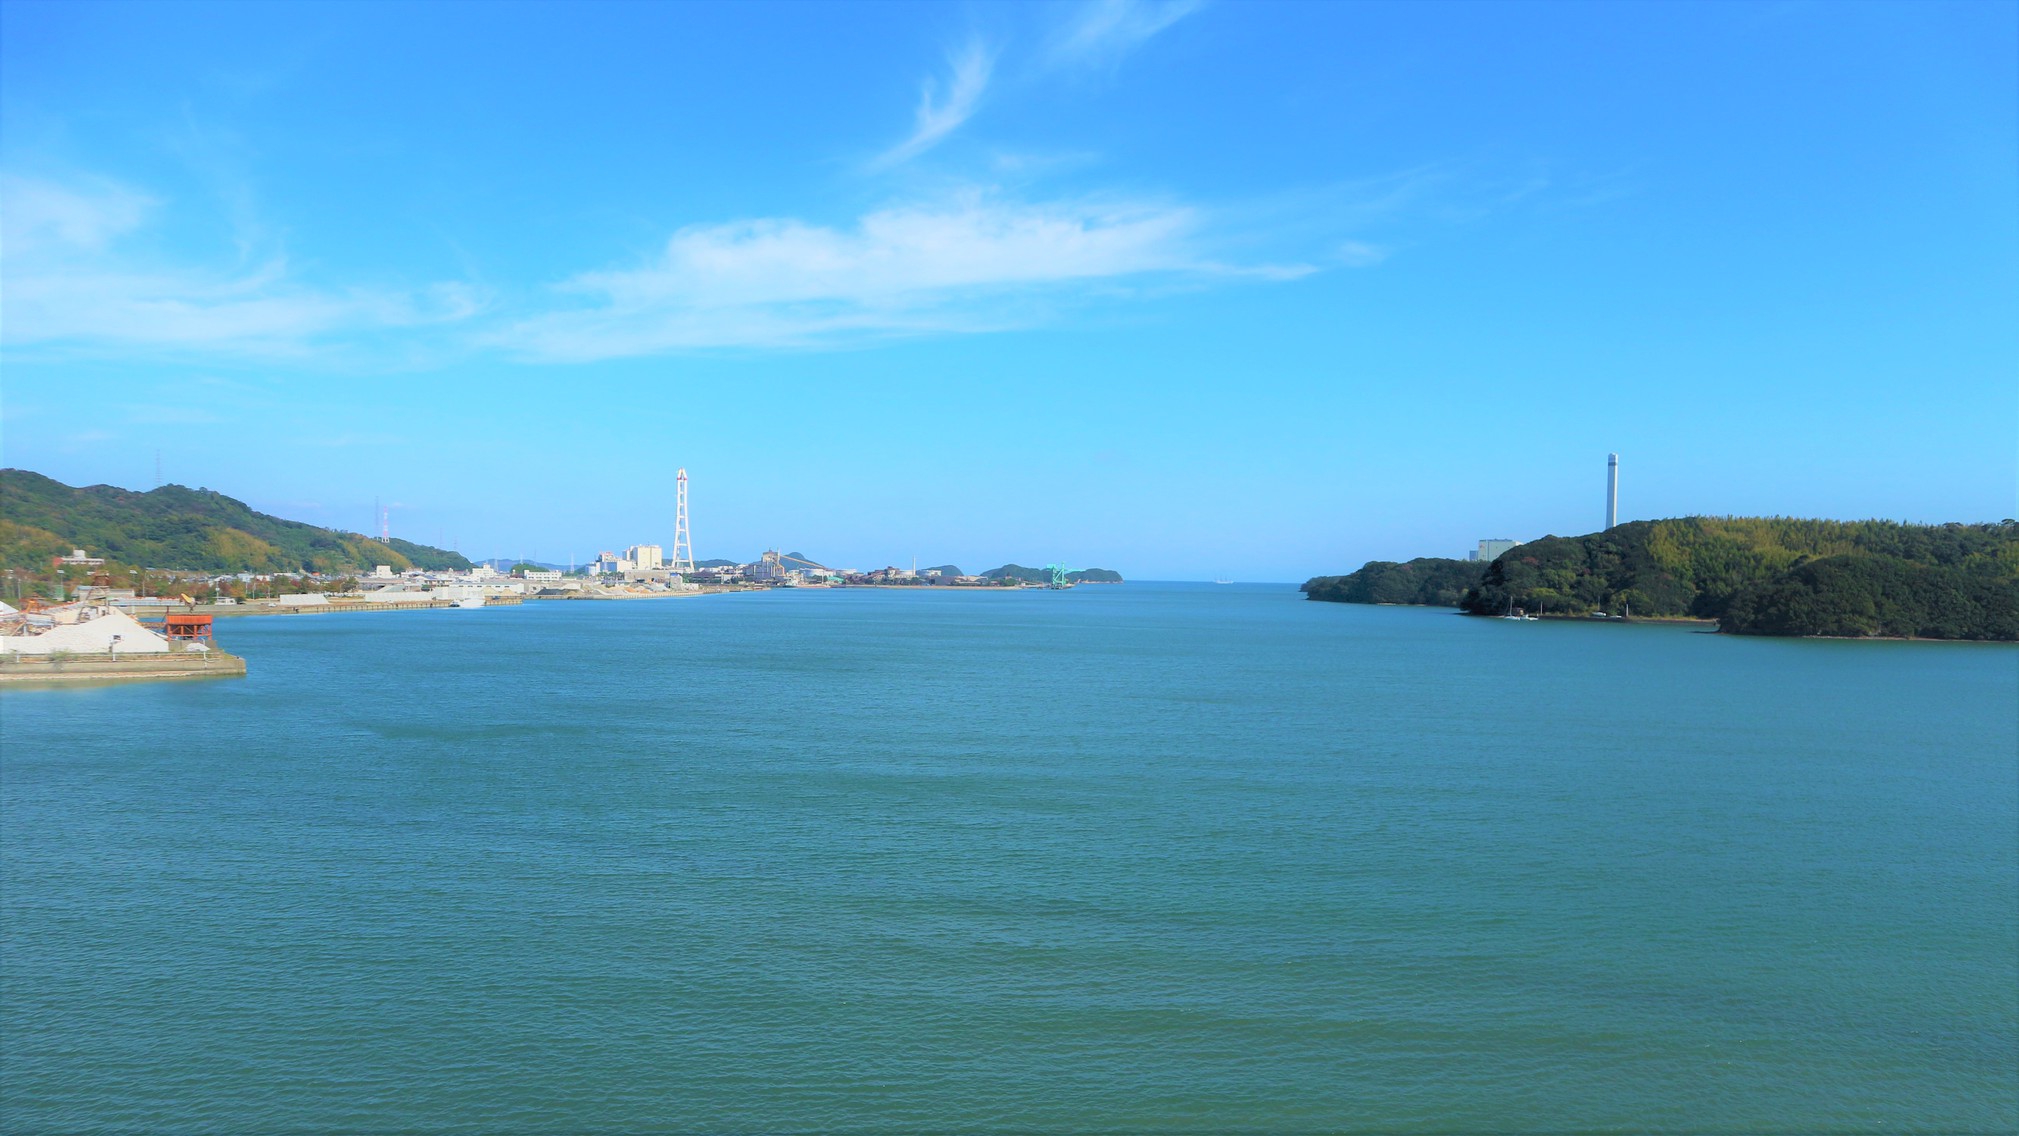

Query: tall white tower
[[672, 468, 696, 573], [1606, 453, 1619, 530]]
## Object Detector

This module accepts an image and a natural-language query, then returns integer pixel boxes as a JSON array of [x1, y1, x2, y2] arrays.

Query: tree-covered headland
[[1303, 517, 2019, 641], [1301, 558, 1486, 607]]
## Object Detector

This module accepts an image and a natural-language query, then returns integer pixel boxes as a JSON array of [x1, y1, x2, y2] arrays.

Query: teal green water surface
[[3, 583, 2015, 1133]]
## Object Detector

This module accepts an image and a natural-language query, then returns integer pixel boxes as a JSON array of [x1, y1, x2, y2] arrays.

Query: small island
[[1303, 517, 2019, 641], [981, 564, 1124, 584]]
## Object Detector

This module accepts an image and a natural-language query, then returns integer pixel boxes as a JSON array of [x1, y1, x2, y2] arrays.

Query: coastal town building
[[1469, 538, 1522, 562]]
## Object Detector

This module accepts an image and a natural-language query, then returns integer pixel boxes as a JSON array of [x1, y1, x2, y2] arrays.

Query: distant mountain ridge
[[476, 558, 569, 572], [1, 469, 471, 574]]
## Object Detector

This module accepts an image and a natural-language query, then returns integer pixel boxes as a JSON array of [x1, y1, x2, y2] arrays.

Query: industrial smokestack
[[1606, 453, 1619, 530]]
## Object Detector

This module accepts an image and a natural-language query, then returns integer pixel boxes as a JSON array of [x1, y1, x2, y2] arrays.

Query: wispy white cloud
[[493, 190, 1311, 362], [298, 433, 408, 448], [1049, 0, 1204, 68], [0, 172, 482, 357], [120, 403, 224, 425], [1337, 240, 1388, 268], [1, 174, 153, 252], [1, 144, 1514, 368], [988, 148, 1103, 178], [876, 40, 995, 167]]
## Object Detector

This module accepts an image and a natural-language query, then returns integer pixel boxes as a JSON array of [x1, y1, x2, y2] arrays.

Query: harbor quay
[[0, 602, 246, 685]]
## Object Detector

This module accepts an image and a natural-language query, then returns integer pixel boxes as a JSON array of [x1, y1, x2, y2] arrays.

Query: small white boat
[[450, 596, 486, 608]]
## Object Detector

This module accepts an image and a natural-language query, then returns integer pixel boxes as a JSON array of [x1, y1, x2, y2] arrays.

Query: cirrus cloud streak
[[1, 173, 481, 358], [876, 40, 996, 168], [491, 193, 1312, 362]]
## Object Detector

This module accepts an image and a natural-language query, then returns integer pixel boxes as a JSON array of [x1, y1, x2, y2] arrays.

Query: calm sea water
[[3, 583, 2014, 1133]]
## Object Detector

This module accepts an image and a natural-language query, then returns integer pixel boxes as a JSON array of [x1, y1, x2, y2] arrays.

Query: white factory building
[[588, 544, 669, 575]]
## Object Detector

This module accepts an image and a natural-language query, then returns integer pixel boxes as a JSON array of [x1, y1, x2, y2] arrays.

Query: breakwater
[[0, 646, 247, 684], [122, 595, 526, 619]]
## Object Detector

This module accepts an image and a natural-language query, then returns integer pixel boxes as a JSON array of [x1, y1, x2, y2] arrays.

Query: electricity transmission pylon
[[672, 468, 696, 573]]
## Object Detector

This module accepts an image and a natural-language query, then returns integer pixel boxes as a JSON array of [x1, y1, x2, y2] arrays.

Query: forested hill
[[1305, 517, 2019, 641], [1302, 558, 1485, 607], [982, 564, 1125, 583], [0, 469, 471, 574]]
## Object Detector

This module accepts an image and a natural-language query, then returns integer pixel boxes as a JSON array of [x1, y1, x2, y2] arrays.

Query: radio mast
[[672, 468, 696, 573]]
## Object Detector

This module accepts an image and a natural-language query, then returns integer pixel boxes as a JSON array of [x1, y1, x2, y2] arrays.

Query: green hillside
[[1302, 557, 1486, 607], [0, 469, 471, 574], [1305, 517, 2019, 641]]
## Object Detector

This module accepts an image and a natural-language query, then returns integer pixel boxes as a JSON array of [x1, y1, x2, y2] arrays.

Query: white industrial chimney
[[1606, 453, 1619, 530]]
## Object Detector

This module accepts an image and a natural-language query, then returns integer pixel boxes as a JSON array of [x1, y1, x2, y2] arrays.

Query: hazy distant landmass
[[982, 564, 1124, 584], [476, 557, 569, 572], [1304, 517, 2019, 641], [1, 469, 472, 574]]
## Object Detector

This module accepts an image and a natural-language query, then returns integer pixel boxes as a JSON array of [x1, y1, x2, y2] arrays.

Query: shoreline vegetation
[[1303, 517, 2019, 642]]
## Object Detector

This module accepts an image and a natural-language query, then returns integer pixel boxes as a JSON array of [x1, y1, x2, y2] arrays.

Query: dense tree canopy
[[1301, 558, 1486, 607], [1305, 517, 2019, 640], [1720, 554, 2019, 640], [0, 469, 471, 574]]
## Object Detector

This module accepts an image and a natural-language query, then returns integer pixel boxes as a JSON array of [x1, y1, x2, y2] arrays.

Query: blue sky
[[2, 0, 2013, 579]]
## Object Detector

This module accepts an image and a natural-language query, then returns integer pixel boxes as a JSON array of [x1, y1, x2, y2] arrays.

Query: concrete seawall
[[0, 648, 249, 685], [121, 595, 526, 619]]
